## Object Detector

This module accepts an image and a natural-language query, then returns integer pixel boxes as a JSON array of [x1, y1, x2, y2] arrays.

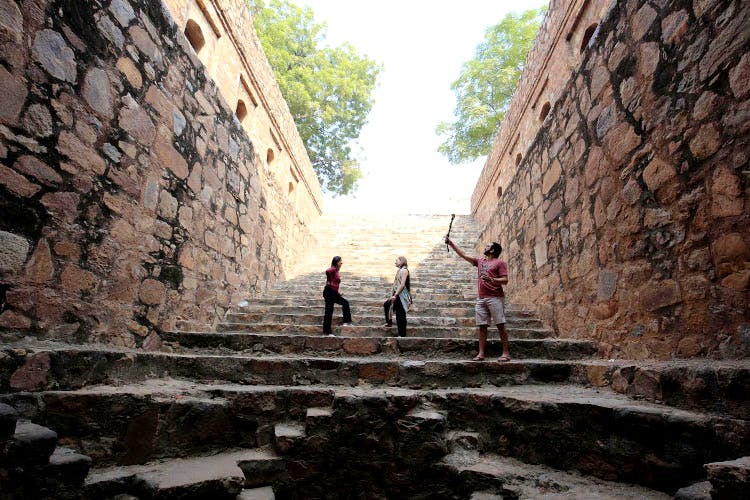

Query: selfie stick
[[446, 214, 455, 252]]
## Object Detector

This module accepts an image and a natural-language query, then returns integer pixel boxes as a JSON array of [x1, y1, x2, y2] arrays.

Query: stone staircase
[[0, 402, 92, 499], [1, 213, 748, 499]]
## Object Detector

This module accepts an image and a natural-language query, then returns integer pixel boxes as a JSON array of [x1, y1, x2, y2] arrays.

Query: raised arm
[[445, 236, 475, 265]]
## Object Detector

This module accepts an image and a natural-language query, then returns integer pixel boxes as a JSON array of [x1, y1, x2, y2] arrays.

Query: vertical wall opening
[[497, 186, 503, 198], [580, 23, 598, 53], [515, 153, 523, 166], [539, 102, 551, 122], [235, 100, 248, 122], [266, 148, 275, 167], [184, 20, 206, 55]]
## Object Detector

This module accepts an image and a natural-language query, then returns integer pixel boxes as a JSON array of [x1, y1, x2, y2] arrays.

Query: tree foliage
[[436, 7, 546, 164], [248, 0, 380, 195]]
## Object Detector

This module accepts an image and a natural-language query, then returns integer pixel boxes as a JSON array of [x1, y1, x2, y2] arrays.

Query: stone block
[[120, 100, 156, 145], [139, 278, 166, 305], [0, 230, 30, 273], [639, 280, 682, 311], [25, 239, 54, 283], [343, 338, 378, 355], [60, 265, 98, 293], [0, 65, 27, 124], [705, 456, 750, 500], [10, 352, 51, 391], [83, 67, 114, 119], [32, 29, 77, 82], [0, 163, 41, 197], [689, 123, 721, 160]]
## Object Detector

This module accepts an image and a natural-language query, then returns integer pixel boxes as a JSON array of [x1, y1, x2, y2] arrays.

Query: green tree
[[248, 0, 380, 195], [436, 6, 546, 164]]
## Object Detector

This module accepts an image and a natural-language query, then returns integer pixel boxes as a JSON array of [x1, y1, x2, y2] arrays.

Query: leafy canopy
[[248, 0, 381, 195], [436, 6, 546, 164]]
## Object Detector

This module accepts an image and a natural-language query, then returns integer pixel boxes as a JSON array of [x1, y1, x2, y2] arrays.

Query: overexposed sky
[[297, 0, 548, 215]]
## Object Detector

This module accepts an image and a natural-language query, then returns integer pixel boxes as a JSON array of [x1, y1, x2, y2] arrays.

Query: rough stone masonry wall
[[477, 0, 749, 359], [0, 0, 319, 347]]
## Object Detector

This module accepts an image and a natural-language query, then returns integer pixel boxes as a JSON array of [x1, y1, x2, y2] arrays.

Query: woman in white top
[[383, 256, 411, 337]]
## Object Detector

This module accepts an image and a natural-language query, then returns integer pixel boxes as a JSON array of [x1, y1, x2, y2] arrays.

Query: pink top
[[469, 257, 508, 298], [325, 266, 341, 292]]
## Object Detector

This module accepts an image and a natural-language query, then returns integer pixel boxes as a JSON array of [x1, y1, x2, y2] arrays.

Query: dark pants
[[383, 297, 407, 337], [323, 285, 351, 334]]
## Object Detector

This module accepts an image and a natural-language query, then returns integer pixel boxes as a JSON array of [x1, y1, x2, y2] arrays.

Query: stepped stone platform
[[2, 213, 749, 498]]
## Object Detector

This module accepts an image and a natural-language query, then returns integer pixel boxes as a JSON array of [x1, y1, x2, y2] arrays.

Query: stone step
[[436, 452, 670, 499], [215, 322, 553, 339], [0, 402, 18, 442], [261, 290, 485, 301], [1, 347, 597, 390], [238, 299, 536, 315], [238, 486, 276, 500], [231, 304, 490, 318], [224, 311, 544, 328], [84, 448, 265, 499], [3, 344, 748, 418], [705, 456, 750, 499], [0, 445, 92, 499], [3, 420, 57, 466], [15, 381, 748, 494], [162, 332, 597, 360]]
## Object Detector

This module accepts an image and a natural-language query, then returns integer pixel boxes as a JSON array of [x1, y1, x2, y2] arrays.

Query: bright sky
[[297, 0, 548, 215]]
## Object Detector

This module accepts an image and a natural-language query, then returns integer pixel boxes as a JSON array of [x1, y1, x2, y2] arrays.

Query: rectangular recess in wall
[[566, 0, 592, 41], [196, 0, 223, 38], [531, 77, 549, 110], [240, 74, 258, 107]]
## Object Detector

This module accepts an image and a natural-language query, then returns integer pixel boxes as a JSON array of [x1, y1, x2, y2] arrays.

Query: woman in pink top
[[323, 256, 352, 335]]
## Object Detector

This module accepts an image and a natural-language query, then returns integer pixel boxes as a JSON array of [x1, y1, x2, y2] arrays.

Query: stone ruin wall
[[472, 0, 614, 224], [472, 0, 749, 359], [0, 0, 323, 347]]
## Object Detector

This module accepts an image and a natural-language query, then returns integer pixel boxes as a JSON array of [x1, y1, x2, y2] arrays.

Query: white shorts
[[475, 297, 506, 326]]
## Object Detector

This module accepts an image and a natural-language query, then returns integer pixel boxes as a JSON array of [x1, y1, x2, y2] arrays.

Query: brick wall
[[474, 0, 749, 359], [0, 0, 322, 347]]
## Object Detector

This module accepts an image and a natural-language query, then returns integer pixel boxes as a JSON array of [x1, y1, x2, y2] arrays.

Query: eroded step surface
[[162, 332, 598, 360], [85, 448, 271, 499], [439, 452, 670, 499]]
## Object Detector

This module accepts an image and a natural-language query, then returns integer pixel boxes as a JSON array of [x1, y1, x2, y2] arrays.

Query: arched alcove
[[515, 153, 523, 166], [184, 19, 206, 55], [539, 102, 551, 122], [266, 148, 275, 166], [580, 23, 598, 53], [497, 186, 503, 198], [235, 100, 248, 122]]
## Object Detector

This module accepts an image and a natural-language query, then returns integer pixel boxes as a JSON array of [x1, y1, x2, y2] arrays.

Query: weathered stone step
[[0, 402, 17, 442], [84, 448, 267, 499], [1, 347, 597, 390], [239, 298, 537, 314], [15, 381, 748, 494], [436, 452, 670, 499], [216, 322, 553, 339], [4, 420, 58, 466], [261, 289, 484, 301], [5, 345, 747, 418], [224, 311, 544, 328], [162, 332, 594, 360], [233, 303, 530, 319]]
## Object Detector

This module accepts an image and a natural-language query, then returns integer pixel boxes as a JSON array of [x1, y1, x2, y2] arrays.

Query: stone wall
[[161, 0, 322, 222], [472, 0, 615, 225], [475, 0, 749, 359], [0, 0, 322, 347]]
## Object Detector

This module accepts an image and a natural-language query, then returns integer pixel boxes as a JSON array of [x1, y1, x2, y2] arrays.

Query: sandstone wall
[[0, 0, 322, 347], [161, 0, 322, 222], [475, 0, 750, 359], [472, 0, 615, 225]]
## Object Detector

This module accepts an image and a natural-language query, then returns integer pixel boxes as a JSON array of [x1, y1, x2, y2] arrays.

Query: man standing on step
[[444, 237, 511, 362]]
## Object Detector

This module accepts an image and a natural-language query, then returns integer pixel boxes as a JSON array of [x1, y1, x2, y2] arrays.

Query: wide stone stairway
[[1, 214, 749, 499]]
